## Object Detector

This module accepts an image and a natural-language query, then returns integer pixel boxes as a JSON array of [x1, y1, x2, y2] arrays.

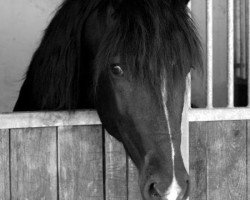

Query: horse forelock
[[94, 0, 202, 89], [22, 0, 202, 111]]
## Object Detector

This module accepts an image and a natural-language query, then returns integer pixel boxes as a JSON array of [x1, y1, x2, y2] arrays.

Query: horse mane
[[17, 0, 202, 111], [21, 0, 101, 110]]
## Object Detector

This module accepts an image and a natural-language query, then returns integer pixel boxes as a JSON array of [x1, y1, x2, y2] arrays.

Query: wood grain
[[0, 129, 10, 199], [11, 127, 57, 200], [0, 110, 101, 129], [247, 121, 250, 200], [105, 132, 127, 199], [206, 121, 247, 200], [189, 122, 207, 200], [58, 125, 103, 200], [128, 158, 142, 200]]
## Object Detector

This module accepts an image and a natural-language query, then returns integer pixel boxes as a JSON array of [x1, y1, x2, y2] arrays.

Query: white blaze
[[181, 73, 190, 172], [161, 77, 182, 200]]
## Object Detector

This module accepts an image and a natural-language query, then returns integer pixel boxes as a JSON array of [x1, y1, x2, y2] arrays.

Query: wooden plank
[[188, 107, 250, 122], [105, 132, 127, 199], [0, 129, 10, 199], [189, 122, 207, 200], [0, 110, 101, 129], [128, 158, 142, 200], [58, 125, 103, 200], [206, 121, 247, 200], [247, 121, 250, 200], [11, 127, 57, 199]]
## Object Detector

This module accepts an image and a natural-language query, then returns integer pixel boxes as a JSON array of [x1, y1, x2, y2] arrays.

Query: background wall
[[0, 0, 62, 112], [0, 0, 238, 112]]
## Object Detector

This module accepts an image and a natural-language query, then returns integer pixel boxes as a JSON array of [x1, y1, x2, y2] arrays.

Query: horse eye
[[110, 64, 124, 76]]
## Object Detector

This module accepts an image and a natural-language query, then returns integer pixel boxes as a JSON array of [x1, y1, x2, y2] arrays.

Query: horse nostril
[[182, 179, 190, 199], [148, 182, 161, 198], [178, 179, 190, 200]]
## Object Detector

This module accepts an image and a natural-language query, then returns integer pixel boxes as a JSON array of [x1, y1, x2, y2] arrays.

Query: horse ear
[[24, 1, 96, 110]]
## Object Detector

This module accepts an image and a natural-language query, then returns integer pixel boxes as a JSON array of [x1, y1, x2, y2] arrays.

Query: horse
[[14, 0, 202, 199]]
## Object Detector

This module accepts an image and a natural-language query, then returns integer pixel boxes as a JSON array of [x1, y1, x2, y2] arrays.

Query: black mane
[[14, 0, 202, 111]]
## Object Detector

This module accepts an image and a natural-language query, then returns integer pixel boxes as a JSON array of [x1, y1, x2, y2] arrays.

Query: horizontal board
[[188, 108, 250, 122], [2, 107, 250, 129], [0, 110, 101, 129]]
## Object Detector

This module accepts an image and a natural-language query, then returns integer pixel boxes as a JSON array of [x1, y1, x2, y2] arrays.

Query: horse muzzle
[[141, 157, 189, 200]]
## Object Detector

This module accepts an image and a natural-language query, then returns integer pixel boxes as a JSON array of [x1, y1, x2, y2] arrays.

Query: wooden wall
[[0, 112, 249, 199], [0, 125, 142, 200], [190, 120, 249, 200]]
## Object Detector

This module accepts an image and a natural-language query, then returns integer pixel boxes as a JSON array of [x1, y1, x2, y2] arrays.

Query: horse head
[[14, 0, 202, 199]]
